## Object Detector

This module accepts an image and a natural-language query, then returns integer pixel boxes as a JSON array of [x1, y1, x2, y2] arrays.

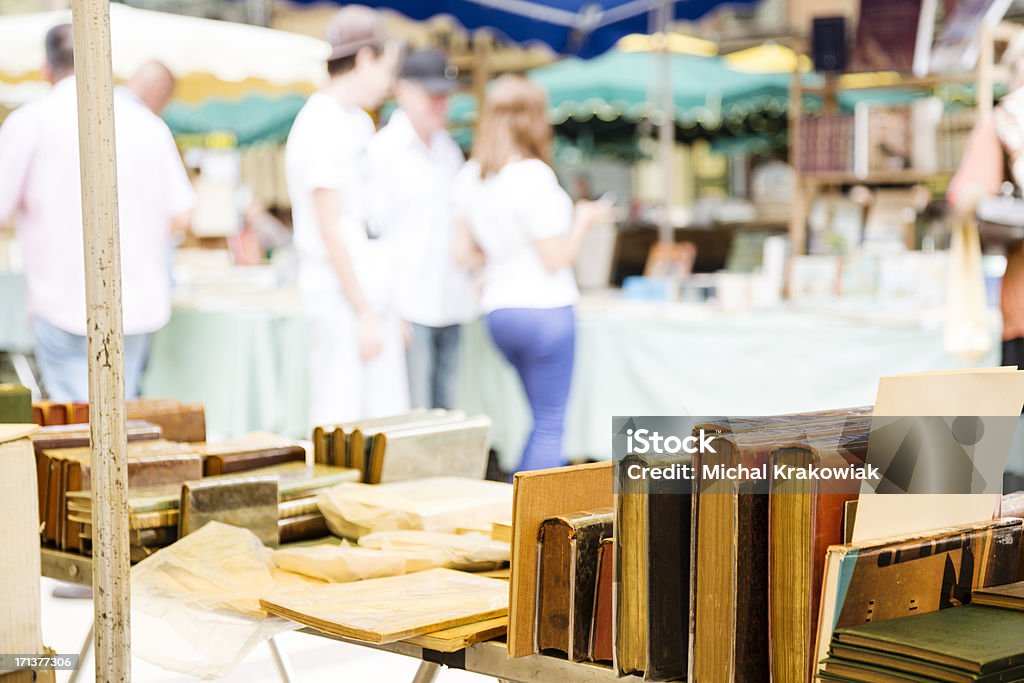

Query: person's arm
[[948, 116, 1006, 216], [453, 216, 485, 270], [532, 200, 612, 273], [312, 187, 382, 360]]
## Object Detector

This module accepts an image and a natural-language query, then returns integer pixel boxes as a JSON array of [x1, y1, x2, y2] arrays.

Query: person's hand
[[575, 199, 615, 230], [358, 310, 384, 361]]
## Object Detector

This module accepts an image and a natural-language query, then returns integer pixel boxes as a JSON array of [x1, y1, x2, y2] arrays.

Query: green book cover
[[834, 605, 1024, 674], [0, 384, 31, 423], [829, 642, 1024, 682]]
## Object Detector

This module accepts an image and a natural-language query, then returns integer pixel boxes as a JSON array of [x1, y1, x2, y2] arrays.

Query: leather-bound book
[[0, 384, 31, 423], [278, 512, 329, 544], [180, 478, 279, 546], [197, 434, 306, 476], [127, 399, 206, 442], [535, 508, 612, 660], [814, 518, 1023, 677], [589, 537, 613, 663], [311, 425, 333, 465], [690, 412, 871, 683], [973, 581, 1024, 611], [646, 487, 691, 681], [48, 440, 202, 550], [31, 421, 162, 530], [768, 429, 871, 683]]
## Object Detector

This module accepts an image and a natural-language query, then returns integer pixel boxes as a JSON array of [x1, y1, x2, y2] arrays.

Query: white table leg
[[267, 636, 296, 683], [411, 661, 441, 683]]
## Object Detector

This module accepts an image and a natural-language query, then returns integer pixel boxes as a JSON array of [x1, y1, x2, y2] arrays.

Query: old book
[[278, 496, 320, 519], [691, 413, 872, 683], [196, 433, 306, 476], [31, 420, 162, 529], [590, 537, 613, 663], [972, 581, 1024, 611], [850, 0, 926, 74], [354, 411, 470, 483], [180, 478, 279, 546], [827, 642, 1024, 681], [368, 415, 491, 484], [126, 399, 206, 442], [278, 512, 329, 544], [0, 384, 31, 423], [535, 508, 613, 660], [508, 462, 613, 658], [615, 487, 647, 676], [814, 518, 1024, 675], [58, 441, 203, 551], [260, 568, 508, 643], [0, 425, 43, 658], [491, 521, 512, 543], [312, 425, 332, 466], [834, 605, 1024, 675], [769, 428, 871, 683], [323, 409, 448, 476]]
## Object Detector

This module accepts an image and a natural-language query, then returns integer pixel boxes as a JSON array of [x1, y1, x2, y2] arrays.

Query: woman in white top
[[453, 75, 611, 472]]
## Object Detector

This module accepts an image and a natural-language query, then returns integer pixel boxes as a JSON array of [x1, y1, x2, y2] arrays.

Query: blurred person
[[0, 24, 195, 402], [452, 75, 612, 472], [124, 60, 176, 115], [367, 49, 474, 410], [949, 38, 1024, 370], [285, 7, 406, 425]]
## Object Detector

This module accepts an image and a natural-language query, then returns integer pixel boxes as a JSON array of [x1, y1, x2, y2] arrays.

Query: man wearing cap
[[285, 6, 405, 424], [367, 49, 476, 410]]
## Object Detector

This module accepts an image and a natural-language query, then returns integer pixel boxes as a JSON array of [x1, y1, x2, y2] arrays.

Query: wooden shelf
[[801, 170, 953, 186]]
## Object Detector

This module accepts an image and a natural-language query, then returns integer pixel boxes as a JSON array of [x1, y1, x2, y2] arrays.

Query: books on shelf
[[850, 0, 937, 75]]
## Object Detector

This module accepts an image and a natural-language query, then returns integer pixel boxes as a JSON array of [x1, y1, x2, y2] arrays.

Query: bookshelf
[[786, 22, 1020, 255]]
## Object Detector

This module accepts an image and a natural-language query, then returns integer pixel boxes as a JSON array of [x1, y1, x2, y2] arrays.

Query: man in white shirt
[[0, 25, 195, 401], [285, 7, 405, 425], [368, 49, 475, 410]]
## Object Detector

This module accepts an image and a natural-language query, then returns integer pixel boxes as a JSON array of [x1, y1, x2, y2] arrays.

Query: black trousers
[[1003, 337, 1024, 369]]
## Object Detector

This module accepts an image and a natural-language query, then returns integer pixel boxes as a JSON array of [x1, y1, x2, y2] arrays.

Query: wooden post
[[787, 70, 807, 256], [69, 0, 132, 680], [655, 0, 674, 244]]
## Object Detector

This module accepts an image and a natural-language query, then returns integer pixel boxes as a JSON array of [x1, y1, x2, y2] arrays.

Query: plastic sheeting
[[131, 522, 310, 679]]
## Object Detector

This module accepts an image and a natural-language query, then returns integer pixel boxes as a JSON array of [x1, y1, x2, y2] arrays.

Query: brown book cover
[[768, 428, 871, 683], [814, 518, 1024, 676], [690, 411, 872, 683], [590, 537, 613, 663], [850, 0, 922, 74], [646, 487, 692, 681], [535, 508, 613, 660], [311, 425, 333, 466], [278, 512, 329, 544], [197, 435, 305, 476], [968, 580, 1024, 611], [126, 399, 206, 442]]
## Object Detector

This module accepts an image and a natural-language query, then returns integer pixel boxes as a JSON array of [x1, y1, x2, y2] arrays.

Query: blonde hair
[[472, 74, 553, 178]]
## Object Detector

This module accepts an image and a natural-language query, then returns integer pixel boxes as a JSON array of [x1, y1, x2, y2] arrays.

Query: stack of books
[[819, 604, 1024, 681]]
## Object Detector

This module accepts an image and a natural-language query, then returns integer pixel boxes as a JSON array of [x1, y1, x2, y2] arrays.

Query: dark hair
[[326, 43, 383, 77], [45, 24, 74, 76]]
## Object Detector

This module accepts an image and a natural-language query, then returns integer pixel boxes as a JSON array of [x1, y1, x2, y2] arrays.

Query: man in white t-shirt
[[367, 50, 475, 410], [0, 25, 195, 401], [285, 7, 406, 425]]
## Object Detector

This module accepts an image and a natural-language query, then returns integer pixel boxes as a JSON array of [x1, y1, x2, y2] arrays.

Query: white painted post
[[69, 0, 132, 680]]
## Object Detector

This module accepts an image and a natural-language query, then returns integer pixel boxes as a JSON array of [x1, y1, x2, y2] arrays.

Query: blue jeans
[[485, 306, 575, 472], [33, 319, 152, 402], [406, 323, 462, 410]]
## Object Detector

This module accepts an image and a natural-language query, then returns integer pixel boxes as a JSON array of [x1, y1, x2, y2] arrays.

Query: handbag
[[977, 194, 1024, 250]]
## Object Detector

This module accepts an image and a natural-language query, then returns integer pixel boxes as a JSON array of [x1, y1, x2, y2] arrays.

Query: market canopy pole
[[653, 0, 674, 244], [69, 0, 132, 680]]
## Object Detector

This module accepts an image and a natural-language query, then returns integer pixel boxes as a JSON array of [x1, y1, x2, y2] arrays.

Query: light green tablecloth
[[143, 298, 309, 440], [457, 301, 1001, 469], [0, 271, 32, 353]]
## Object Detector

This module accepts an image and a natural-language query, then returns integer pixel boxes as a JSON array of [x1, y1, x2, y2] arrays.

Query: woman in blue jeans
[[453, 75, 612, 472]]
